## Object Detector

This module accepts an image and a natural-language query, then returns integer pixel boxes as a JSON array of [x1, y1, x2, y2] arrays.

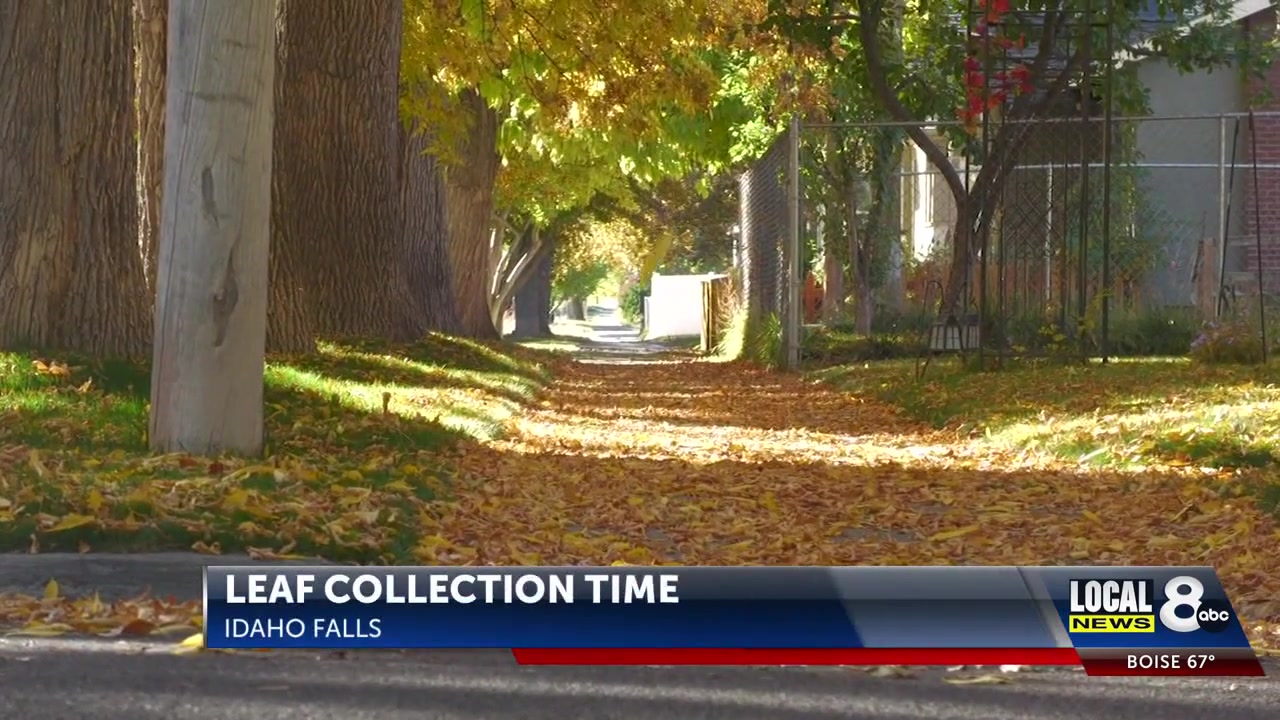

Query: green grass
[[814, 357, 1280, 477], [0, 334, 554, 561]]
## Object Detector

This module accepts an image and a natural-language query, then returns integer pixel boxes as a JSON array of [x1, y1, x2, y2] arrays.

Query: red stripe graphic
[[512, 647, 1082, 666]]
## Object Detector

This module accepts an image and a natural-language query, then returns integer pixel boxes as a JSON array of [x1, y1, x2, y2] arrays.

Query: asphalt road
[[0, 554, 1277, 720]]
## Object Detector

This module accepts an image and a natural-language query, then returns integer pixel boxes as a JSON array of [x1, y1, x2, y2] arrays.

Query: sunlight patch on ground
[[441, 354, 1280, 649]]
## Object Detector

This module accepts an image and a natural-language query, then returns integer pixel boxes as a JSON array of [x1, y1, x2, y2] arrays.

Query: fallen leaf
[[174, 632, 205, 655], [944, 674, 1011, 685], [928, 525, 981, 542], [8, 623, 75, 637], [47, 514, 96, 532]]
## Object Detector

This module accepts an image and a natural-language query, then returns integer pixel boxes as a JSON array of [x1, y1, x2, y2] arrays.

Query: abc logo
[[1158, 576, 1232, 633]]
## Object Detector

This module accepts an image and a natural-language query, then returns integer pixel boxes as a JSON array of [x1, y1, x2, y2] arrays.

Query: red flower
[[1007, 65, 1034, 94]]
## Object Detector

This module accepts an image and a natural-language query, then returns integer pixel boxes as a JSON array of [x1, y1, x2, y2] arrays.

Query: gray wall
[[1134, 59, 1246, 306]]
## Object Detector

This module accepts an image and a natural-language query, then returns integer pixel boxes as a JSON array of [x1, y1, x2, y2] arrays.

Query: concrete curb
[[0, 553, 335, 601]]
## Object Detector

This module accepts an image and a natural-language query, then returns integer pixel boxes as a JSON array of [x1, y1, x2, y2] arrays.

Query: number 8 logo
[[1159, 576, 1204, 633]]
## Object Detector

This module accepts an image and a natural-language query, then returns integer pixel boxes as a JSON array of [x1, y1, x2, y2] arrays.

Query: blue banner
[[203, 565, 1253, 654]]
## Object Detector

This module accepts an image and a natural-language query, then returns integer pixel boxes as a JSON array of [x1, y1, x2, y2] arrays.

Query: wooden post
[[149, 0, 275, 456]]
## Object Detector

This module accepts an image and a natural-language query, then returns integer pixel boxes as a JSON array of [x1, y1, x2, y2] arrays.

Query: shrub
[[619, 282, 648, 325], [1106, 306, 1199, 357], [1189, 319, 1265, 365]]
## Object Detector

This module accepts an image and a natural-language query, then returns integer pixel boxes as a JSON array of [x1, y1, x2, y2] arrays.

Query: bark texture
[[0, 0, 149, 358], [401, 120, 462, 334], [150, 0, 274, 456], [134, 0, 167, 295], [270, 0, 423, 349], [444, 88, 502, 339]]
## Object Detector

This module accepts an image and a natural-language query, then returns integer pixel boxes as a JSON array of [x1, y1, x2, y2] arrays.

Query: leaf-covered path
[[441, 351, 1280, 641]]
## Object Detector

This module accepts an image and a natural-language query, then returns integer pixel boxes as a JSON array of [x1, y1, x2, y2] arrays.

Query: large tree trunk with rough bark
[[0, 0, 150, 358], [401, 120, 462, 334], [150, 0, 274, 456], [134, 0, 166, 296], [270, 0, 423, 348], [444, 89, 502, 339]]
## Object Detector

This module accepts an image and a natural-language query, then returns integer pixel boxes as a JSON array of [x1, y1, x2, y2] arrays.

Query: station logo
[[1067, 576, 1233, 634], [1067, 579, 1155, 632]]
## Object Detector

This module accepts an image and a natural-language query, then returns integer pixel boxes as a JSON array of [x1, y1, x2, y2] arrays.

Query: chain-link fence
[[736, 111, 1280, 366], [734, 122, 801, 369]]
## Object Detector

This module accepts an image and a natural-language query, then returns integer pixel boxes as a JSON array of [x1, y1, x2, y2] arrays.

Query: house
[[898, 0, 1279, 315], [1134, 0, 1279, 308]]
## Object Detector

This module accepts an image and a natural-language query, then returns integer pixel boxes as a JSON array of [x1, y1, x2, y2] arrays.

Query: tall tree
[[150, 0, 274, 456], [269, 0, 425, 349], [442, 89, 502, 338], [400, 117, 463, 334], [0, 0, 149, 358], [134, 0, 167, 294]]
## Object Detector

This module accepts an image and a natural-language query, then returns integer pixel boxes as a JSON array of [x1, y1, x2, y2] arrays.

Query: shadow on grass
[[0, 336, 555, 562]]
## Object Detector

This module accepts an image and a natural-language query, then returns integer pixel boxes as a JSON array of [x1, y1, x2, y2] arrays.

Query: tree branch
[[856, 0, 967, 203]]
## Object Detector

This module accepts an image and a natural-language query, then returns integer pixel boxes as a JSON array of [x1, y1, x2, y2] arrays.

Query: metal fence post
[[784, 117, 803, 370], [1217, 113, 1228, 319]]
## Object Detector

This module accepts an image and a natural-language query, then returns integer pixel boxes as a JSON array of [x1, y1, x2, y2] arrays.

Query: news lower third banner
[[203, 565, 1264, 677]]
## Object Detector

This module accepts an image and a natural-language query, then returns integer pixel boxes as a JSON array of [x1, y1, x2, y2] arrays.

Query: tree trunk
[[400, 120, 462, 334], [150, 0, 274, 456], [846, 175, 873, 335], [444, 88, 502, 339], [265, 0, 313, 353], [821, 199, 845, 323], [822, 133, 849, 323], [0, 0, 149, 358], [566, 297, 586, 321], [134, 0, 166, 296], [510, 247, 553, 338], [270, 0, 423, 345]]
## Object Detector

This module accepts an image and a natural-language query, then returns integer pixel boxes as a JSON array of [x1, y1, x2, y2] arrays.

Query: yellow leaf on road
[[928, 525, 981, 542], [174, 632, 205, 655], [43, 579, 59, 600]]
